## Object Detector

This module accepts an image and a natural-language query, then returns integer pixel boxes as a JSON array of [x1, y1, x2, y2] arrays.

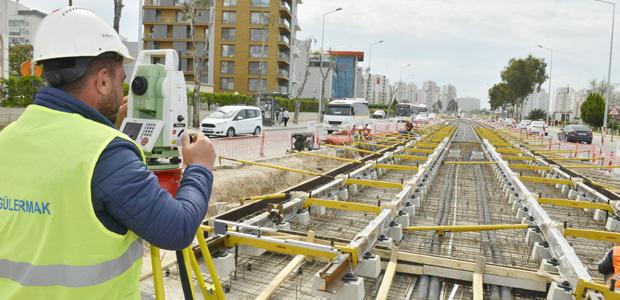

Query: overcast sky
[[19, 0, 620, 108]]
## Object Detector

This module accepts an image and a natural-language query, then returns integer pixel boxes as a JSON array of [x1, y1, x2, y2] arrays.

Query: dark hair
[[41, 52, 124, 93]]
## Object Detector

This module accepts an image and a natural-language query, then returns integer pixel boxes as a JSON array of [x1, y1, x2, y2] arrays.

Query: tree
[[0, 76, 43, 107], [182, 0, 212, 127], [580, 93, 605, 127], [8, 44, 32, 77], [432, 100, 442, 113], [499, 55, 547, 119], [488, 82, 514, 112], [527, 108, 547, 121], [113, 0, 124, 33], [446, 99, 458, 113]]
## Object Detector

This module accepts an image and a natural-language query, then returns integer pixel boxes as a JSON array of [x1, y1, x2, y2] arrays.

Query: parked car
[[528, 120, 548, 136], [201, 105, 263, 137], [372, 110, 386, 119], [558, 124, 593, 144], [518, 120, 531, 130]]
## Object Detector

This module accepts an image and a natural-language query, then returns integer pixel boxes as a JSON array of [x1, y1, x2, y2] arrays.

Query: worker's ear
[[94, 67, 115, 97]]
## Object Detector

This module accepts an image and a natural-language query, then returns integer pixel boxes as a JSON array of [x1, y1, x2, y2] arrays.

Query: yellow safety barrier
[[304, 198, 382, 214], [519, 175, 574, 187], [392, 154, 428, 161], [496, 148, 522, 154], [501, 155, 536, 161], [508, 164, 551, 171], [538, 197, 614, 212], [374, 163, 419, 171], [220, 156, 329, 178], [564, 228, 620, 243], [353, 142, 393, 149], [240, 193, 287, 205], [575, 280, 620, 300], [344, 178, 404, 189], [405, 224, 529, 235]]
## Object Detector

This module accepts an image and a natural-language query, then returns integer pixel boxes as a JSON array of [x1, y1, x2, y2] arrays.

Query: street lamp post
[[365, 40, 384, 103], [318, 7, 342, 121], [538, 45, 553, 124], [593, 0, 616, 136]]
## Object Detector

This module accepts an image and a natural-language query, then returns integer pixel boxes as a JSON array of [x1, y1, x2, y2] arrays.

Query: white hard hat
[[33, 7, 134, 63]]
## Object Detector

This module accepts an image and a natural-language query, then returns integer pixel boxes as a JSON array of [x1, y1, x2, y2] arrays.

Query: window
[[247, 109, 260, 118], [222, 28, 236, 40], [249, 62, 268, 75], [250, 45, 268, 58], [251, 0, 270, 7], [221, 61, 235, 74], [155, 10, 161, 22], [222, 11, 236, 24], [250, 29, 268, 42], [249, 79, 267, 91], [251, 12, 270, 24], [221, 78, 235, 90], [223, 0, 236, 6], [222, 44, 235, 57]]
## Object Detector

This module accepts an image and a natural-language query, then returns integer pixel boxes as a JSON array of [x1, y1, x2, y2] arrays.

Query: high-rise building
[[142, 0, 212, 84], [354, 66, 364, 98], [440, 84, 457, 111], [361, 73, 390, 104], [422, 81, 440, 108], [392, 81, 417, 103], [212, 0, 301, 95], [330, 51, 364, 99], [456, 97, 481, 112]]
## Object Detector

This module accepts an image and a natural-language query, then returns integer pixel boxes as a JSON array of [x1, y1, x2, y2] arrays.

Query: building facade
[[521, 90, 549, 119], [292, 50, 333, 100], [392, 81, 417, 103], [6, 1, 45, 46], [0, 0, 8, 79], [456, 97, 481, 112], [361, 73, 390, 104], [330, 51, 364, 99], [212, 0, 300, 95], [422, 80, 440, 108], [143, 0, 212, 84], [553, 87, 587, 122], [440, 84, 457, 111]]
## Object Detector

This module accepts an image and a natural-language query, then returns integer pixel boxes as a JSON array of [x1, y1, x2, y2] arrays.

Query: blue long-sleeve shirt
[[34, 87, 212, 250]]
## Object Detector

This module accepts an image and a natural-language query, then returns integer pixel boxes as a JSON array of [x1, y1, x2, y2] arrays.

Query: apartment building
[[213, 0, 300, 95], [143, 0, 212, 84]]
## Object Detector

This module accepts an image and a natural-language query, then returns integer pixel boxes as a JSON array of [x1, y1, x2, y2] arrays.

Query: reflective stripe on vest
[[0, 239, 142, 287], [0, 105, 146, 299]]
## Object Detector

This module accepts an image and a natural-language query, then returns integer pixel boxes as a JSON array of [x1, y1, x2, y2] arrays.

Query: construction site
[[137, 119, 620, 300]]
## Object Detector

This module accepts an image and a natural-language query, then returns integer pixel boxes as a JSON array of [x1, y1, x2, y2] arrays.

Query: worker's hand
[[115, 96, 128, 129], [181, 131, 216, 171]]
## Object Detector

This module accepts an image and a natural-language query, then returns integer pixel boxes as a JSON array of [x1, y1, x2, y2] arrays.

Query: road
[[547, 126, 618, 154]]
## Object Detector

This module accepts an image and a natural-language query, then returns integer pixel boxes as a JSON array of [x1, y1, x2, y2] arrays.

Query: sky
[[17, 0, 620, 109]]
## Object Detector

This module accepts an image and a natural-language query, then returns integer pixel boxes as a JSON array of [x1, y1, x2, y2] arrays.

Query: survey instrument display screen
[[123, 122, 143, 140]]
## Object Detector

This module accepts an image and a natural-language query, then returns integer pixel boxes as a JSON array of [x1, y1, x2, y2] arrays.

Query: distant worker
[[599, 245, 620, 289], [0, 7, 215, 299], [282, 108, 290, 127]]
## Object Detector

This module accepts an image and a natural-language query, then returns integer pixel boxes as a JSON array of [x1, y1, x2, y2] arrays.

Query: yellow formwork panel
[[519, 175, 574, 187], [303, 198, 382, 214], [374, 164, 419, 171], [538, 197, 614, 212], [344, 178, 404, 189], [508, 164, 551, 171]]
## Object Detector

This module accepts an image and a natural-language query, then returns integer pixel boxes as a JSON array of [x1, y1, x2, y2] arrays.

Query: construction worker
[[0, 7, 215, 299], [598, 245, 620, 289]]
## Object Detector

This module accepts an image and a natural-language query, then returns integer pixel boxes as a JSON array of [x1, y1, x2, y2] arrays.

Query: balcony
[[278, 35, 290, 48], [277, 69, 289, 79], [278, 86, 289, 94], [279, 1, 291, 18], [278, 52, 290, 63], [278, 19, 290, 32]]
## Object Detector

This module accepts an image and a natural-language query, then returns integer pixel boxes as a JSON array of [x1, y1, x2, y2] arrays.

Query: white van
[[201, 105, 263, 137], [323, 98, 370, 134]]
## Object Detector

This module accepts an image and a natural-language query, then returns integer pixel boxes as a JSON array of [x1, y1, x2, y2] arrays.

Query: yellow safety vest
[[0, 105, 145, 299]]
